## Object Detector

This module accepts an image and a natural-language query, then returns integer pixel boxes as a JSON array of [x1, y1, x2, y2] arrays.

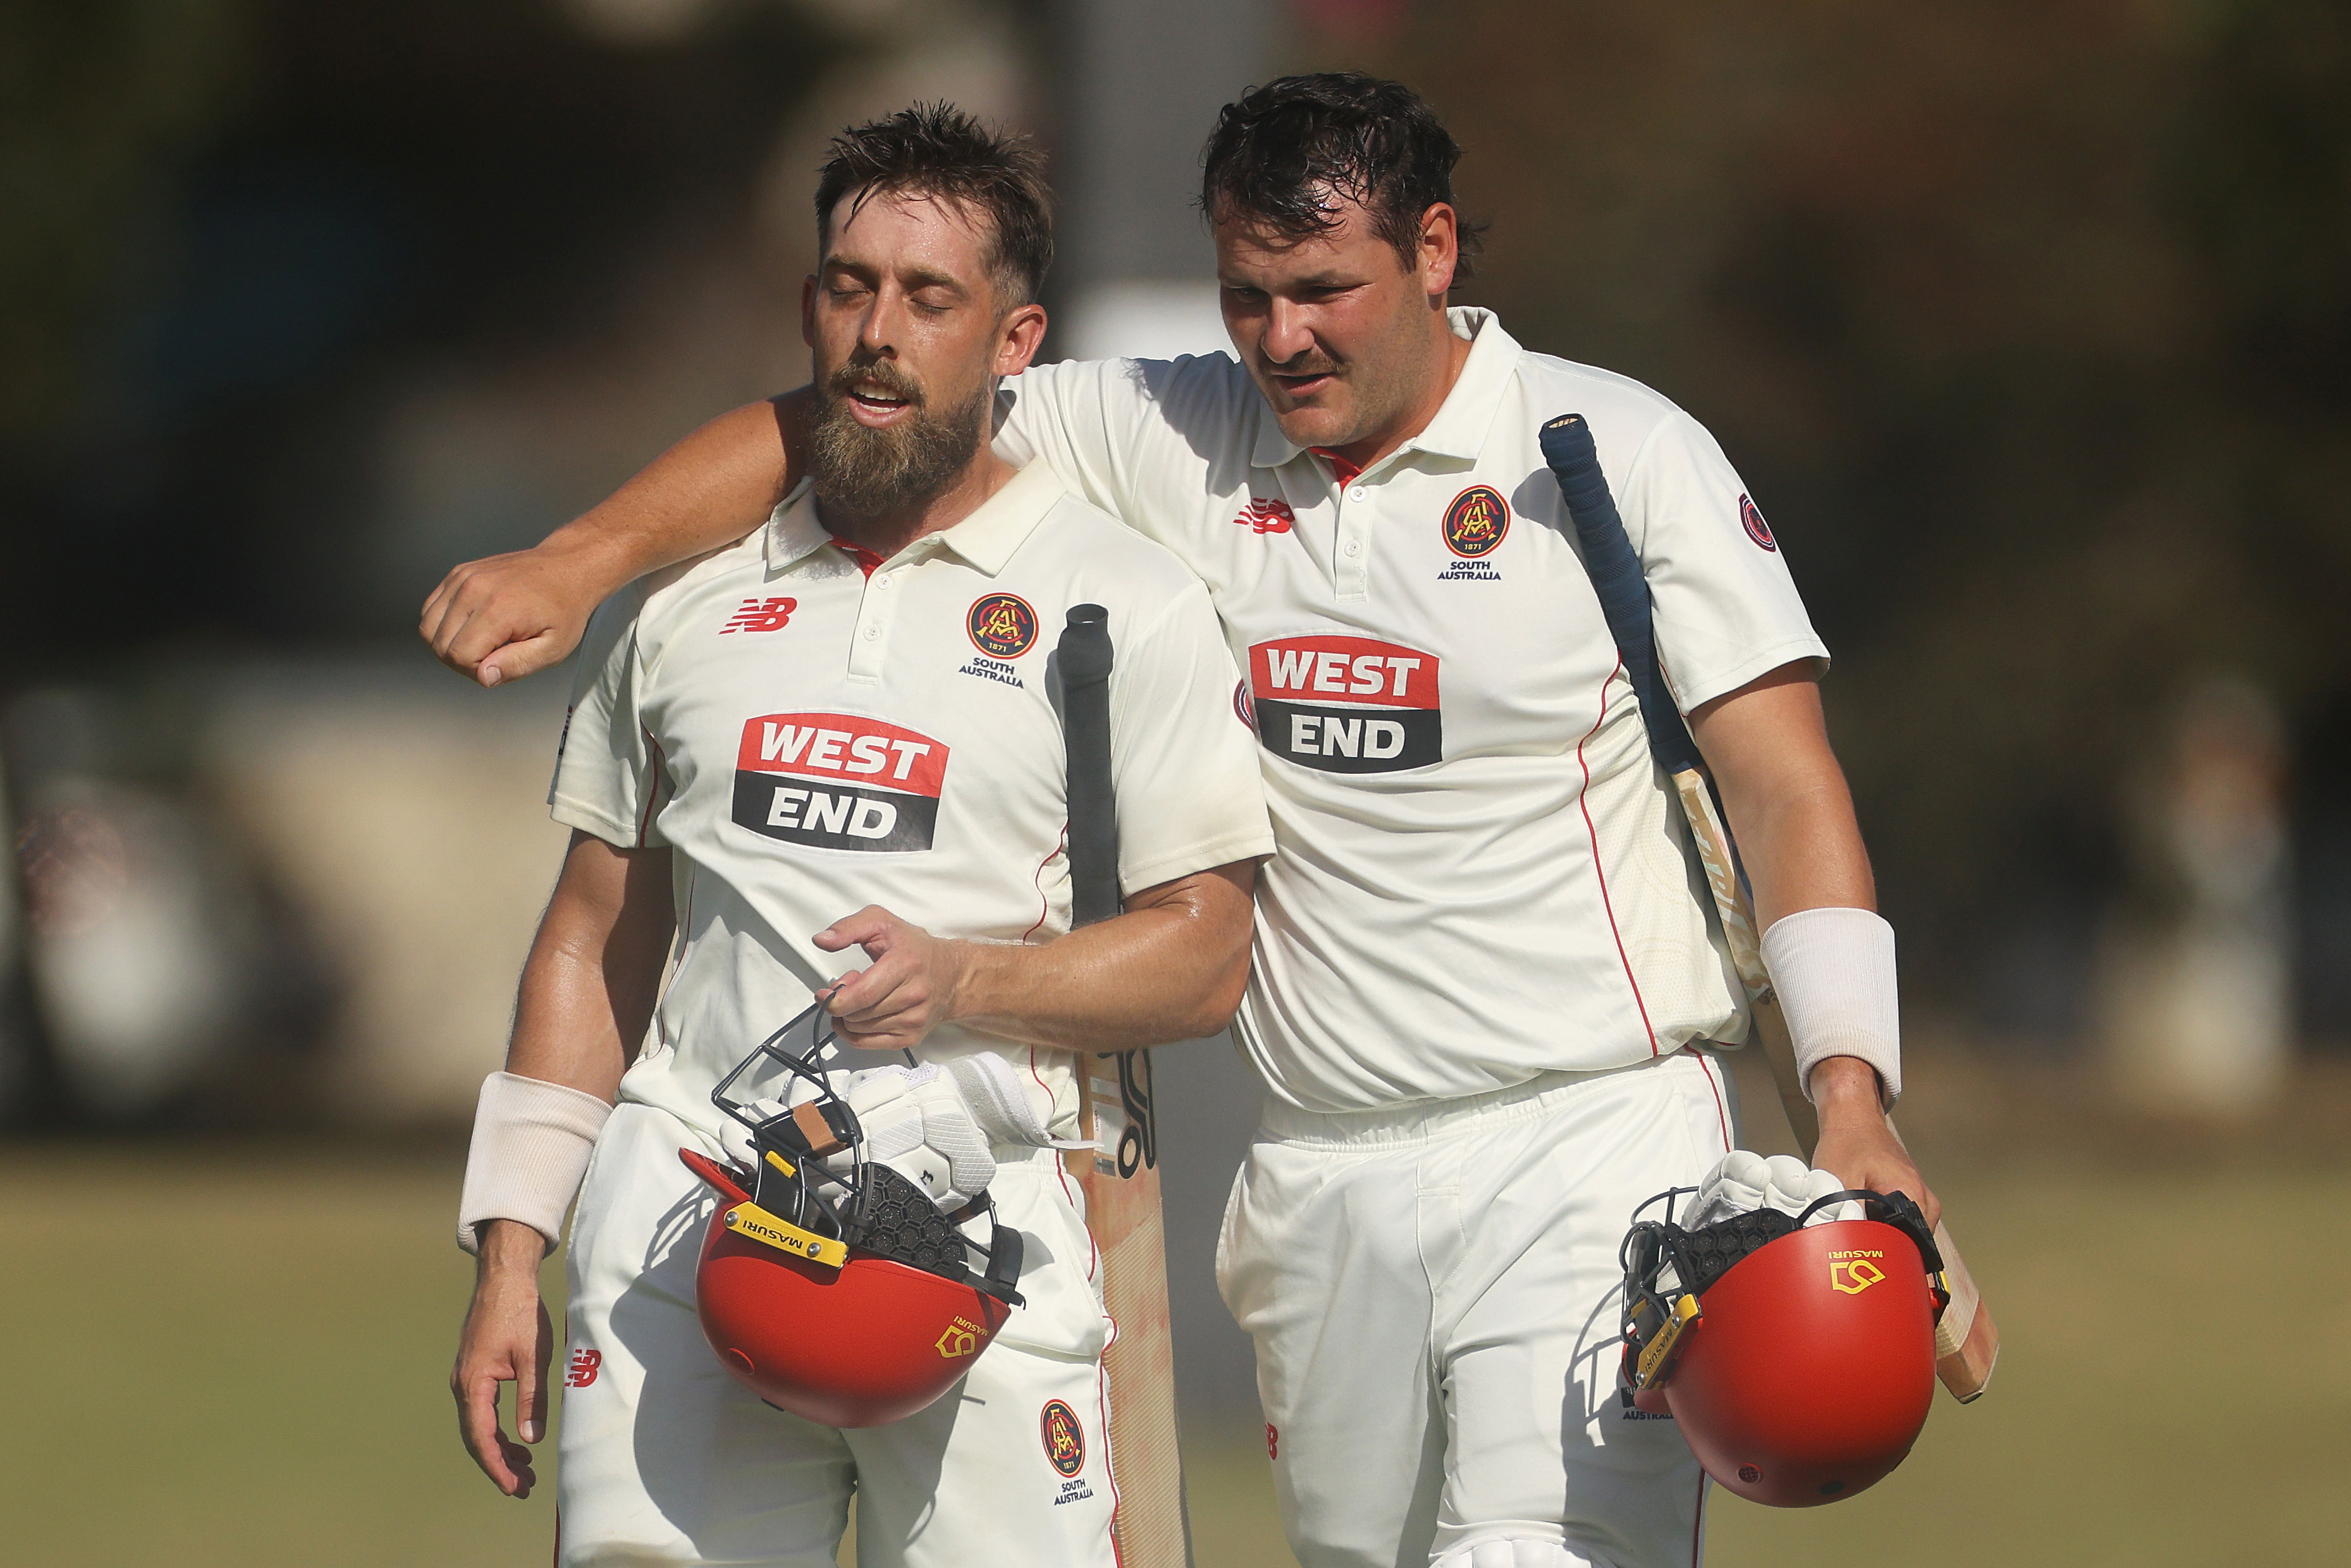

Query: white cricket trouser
[[1218, 1050, 1736, 1568], [556, 1101, 1120, 1567]]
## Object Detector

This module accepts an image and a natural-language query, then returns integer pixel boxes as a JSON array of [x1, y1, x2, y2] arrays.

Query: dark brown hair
[[1199, 73, 1485, 279], [815, 103, 1055, 305]]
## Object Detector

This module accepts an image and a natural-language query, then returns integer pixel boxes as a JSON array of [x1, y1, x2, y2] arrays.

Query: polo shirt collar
[[763, 458, 1066, 577], [1246, 305, 1520, 475]]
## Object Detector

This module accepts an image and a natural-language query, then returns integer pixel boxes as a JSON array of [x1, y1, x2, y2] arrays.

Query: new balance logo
[[565, 1348, 602, 1388], [721, 597, 797, 634], [1234, 498, 1295, 534]]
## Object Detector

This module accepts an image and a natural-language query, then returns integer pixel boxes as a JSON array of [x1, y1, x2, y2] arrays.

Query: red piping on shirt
[[637, 728, 670, 847], [1021, 827, 1067, 946], [1093, 1327, 1124, 1565], [1694, 1051, 1731, 1151], [1576, 658, 1660, 1056]]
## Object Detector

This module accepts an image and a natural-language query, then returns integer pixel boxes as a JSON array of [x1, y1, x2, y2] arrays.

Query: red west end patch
[[1739, 493, 1777, 552], [1442, 485, 1510, 558], [732, 713, 948, 852], [1248, 635, 1442, 773], [1234, 496, 1295, 534], [1041, 1399, 1086, 1476], [967, 593, 1038, 658]]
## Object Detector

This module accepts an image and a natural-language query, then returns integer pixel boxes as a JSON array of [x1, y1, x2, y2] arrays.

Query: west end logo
[[1442, 485, 1510, 558], [967, 593, 1038, 658], [730, 713, 948, 853], [1041, 1400, 1086, 1476], [1248, 635, 1442, 774]]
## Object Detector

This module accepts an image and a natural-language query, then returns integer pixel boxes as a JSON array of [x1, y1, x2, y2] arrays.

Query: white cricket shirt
[[993, 308, 1829, 1112], [551, 460, 1275, 1142]]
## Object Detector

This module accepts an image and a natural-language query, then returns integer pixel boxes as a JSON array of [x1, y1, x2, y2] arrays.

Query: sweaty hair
[[814, 103, 1055, 306], [1199, 72, 1485, 279]]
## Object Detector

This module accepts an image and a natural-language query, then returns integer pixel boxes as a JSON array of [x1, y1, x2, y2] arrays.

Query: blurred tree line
[[1356, 0, 2351, 1027], [3, 0, 2346, 1034]]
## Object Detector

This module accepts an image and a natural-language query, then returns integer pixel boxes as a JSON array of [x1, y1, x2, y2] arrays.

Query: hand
[[451, 1220, 555, 1498], [1807, 1056, 1940, 1229], [419, 537, 615, 688], [811, 905, 974, 1051]]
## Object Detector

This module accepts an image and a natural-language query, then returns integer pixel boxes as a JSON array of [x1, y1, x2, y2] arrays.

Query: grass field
[[3, 1140, 2345, 1565]]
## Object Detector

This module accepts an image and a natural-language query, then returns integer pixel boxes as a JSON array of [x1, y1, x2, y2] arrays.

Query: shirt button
[[1347, 486, 1368, 503], [1343, 540, 1362, 558], [875, 573, 892, 588], [862, 625, 880, 640]]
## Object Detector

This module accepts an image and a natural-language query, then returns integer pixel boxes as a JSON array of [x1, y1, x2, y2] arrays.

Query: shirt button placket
[[850, 577, 892, 680], [1336, 484, 1372, 601]]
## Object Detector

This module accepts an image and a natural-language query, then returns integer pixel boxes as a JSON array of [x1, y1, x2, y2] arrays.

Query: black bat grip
[[1058, 604, 1122, 929], [1538, 414, 1705, 778]]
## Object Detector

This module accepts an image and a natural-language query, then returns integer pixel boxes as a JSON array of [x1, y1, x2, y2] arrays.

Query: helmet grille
[[1672, 1208, 1798, 1299], [850, 1164, 971, 1282]]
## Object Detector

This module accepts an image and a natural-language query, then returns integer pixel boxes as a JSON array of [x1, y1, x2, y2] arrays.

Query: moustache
[[826, 358, 925, 407]]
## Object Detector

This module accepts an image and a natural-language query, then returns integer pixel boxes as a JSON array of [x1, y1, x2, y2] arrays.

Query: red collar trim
[[830, 536, 887, 578], [1311, 447, 1365, 486]]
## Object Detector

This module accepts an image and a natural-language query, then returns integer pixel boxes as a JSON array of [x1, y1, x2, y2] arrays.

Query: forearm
[[457, 836, 673, 1255], [546, 392, 807, 590], [503, 833, 677, 1097], [1719, 770, 1875, 929], [1691, 668, 1892, 1101], [952, 869, 1254, 1050], [504, 922, 663, 1101]]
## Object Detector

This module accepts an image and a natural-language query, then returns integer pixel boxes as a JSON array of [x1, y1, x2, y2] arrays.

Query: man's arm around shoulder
[[422, 393, 809, 688]]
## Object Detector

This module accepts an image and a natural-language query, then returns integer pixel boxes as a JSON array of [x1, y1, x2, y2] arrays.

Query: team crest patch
[[1740, 493, 1777, 551], [967, 593, 1038, 658], [1041, 1400, 1086, 1476], [1441, 485, 1510, 558]]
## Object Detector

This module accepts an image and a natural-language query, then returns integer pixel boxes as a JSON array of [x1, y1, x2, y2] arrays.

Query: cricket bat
[[1538, 413, 1999, 1404], [1056, 604, 1196, 1567]]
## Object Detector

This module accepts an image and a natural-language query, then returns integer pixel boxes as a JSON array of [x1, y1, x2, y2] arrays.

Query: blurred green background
[[4, 0, 2348, 1562], [8, 1103, 2348, 1565]]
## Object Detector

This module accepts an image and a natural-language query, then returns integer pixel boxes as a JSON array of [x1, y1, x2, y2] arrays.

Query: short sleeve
[[1622, 411, 1831, 712], [992, 358, 1164, 527], [1105, 580, 1276, 893], [548, 582, 670, 848]]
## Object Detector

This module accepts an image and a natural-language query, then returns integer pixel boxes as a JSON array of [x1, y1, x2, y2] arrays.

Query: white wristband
[[457, 1072, 614, 1254], [1758, 907, 1901, 1106]]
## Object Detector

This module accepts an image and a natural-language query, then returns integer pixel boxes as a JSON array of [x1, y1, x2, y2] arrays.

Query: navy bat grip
[[1537, 414, 1705, 777]]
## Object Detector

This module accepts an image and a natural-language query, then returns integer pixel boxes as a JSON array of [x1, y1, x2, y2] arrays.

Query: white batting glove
[[1685, 1151, 1865, 1229], [821, 1053, 1064, 1213]]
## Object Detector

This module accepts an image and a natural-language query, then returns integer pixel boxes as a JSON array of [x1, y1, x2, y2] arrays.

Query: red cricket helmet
[[680, 1002, 1026, 1429], [1620, 1186, 1948, 1507]]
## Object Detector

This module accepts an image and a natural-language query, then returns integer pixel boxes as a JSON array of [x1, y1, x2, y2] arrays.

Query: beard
[[807, 357, 989, 519]]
